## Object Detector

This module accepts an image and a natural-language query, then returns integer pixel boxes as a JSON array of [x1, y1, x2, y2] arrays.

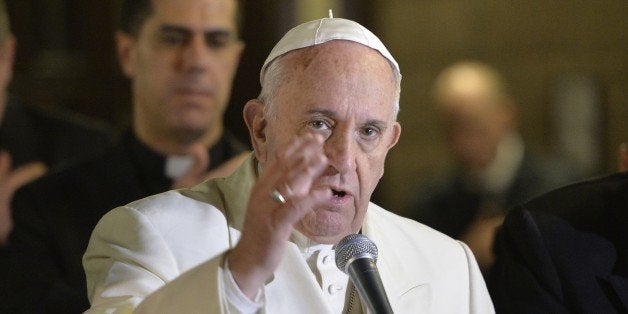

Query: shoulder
[[521, 172, 628, 222], [17, 144, 128, 193], [118, 189, 228, 230], [11, 143, 136, 219], [366, 205, 488, 309], [92, 190, 231, 258], [366, 204, 470, 259], [24, 104, 113, 139]]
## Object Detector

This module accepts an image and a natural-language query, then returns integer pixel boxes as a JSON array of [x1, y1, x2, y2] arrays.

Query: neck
[[134, 121, 223, 156]]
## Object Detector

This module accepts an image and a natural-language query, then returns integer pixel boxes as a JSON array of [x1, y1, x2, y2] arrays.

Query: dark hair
[[118, 0, 243, 38], [119, 0, 153, 37]]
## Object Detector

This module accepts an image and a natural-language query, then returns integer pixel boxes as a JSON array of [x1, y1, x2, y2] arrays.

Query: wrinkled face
[[119, 0, 242, 144], [259, 41, 401, 242]]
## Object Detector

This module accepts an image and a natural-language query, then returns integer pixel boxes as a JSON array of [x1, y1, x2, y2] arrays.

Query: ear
[[386, 122, 401, 150], [115, 31, 136, 78], [243, 99, 268, 163], [0, 34, 16, 88]]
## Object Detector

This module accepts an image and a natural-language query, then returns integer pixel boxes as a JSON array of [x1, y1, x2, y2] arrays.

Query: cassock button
[[327, 284, 342, 295], [322, 255, 333, 265]]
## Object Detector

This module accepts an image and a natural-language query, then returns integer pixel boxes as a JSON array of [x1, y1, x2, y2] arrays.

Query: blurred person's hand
[[0, 151, 47, 246], [460, 213, 505, 273], [228, 133, 330, 299], [172, 145, 249, 189]]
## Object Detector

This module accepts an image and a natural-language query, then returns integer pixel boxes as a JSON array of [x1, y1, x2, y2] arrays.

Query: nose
[[324, 130, 357, 174], [181, 35, 210, 73]]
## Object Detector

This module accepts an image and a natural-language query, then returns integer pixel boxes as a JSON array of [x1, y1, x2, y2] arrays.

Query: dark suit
[[0, 131, 247, 313], [410, 150, 579, 239], [0, 98, 112, 170], [488, 172, 628, 313]]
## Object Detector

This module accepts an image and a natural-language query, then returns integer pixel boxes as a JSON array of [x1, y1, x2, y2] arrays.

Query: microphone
[[334, 234, 393, 313]]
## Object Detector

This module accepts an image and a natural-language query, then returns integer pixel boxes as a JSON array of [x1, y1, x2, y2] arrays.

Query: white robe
[[83, 154, 494, 313]]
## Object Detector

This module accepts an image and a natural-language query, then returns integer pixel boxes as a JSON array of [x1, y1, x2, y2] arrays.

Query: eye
[[160, 32, 188, 46], [205, 31, 232, 50], [307, 119, 331, 130], [360, 125, 380, 139]]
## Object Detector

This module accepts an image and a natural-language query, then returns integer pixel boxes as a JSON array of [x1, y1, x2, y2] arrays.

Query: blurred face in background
[[434, 63, 516, 175], [117, 0, 243, 151]]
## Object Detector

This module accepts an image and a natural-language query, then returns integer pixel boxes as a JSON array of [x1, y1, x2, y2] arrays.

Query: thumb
[[6, 162, 48, 194]]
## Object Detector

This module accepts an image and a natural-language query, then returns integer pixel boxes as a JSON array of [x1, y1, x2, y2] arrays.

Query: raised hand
[[0, 151, 47, 246], [228, 133, 331, 298]]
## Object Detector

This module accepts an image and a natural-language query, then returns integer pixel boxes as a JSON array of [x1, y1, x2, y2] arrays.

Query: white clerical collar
[[165, 155, 195, 179], [290, 230, 334, 256], [478, 133, 525, 194]]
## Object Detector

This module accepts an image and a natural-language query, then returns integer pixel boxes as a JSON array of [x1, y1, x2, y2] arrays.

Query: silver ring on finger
[[269, 188, 287, 204]]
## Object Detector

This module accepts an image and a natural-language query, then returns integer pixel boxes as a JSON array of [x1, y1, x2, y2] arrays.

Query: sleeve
[[83, 206, 231, 313], [222, 258, 263, 313], [458, 241, 496, 314]]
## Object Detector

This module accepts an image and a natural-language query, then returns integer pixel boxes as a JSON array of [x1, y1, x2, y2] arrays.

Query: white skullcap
[[260, 17, 400, 85]]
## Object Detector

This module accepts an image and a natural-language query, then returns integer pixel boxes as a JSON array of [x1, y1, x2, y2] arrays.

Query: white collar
[[477, 133, 525, 194], [165, 155, 195, 179]]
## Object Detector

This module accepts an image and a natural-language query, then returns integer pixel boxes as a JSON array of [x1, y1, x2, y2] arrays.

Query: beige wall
[[373, 1, 628, 215]]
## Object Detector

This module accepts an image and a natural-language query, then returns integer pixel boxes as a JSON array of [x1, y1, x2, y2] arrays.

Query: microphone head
[[334, 234, 378, 273]]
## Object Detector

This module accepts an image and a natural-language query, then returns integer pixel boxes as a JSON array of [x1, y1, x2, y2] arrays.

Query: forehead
[[276, 41, 396, 116], [147, 0, 238, 31]]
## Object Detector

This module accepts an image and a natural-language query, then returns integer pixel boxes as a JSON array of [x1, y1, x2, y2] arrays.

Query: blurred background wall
[[6, 0, 627, 216]]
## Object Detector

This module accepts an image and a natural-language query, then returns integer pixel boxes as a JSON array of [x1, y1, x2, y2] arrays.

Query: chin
[[298, 210, 354, 244], [171, 125, 208, 144]]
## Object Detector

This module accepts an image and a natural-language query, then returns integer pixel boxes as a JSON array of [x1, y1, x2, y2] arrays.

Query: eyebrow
[[158, 25, 232, 38], [306, 109, 388, 128]]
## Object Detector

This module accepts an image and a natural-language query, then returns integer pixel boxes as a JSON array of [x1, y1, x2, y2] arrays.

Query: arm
[[85, 133, 330, 311], [226, 133, 330, 299], [0, 151, 46, 245]]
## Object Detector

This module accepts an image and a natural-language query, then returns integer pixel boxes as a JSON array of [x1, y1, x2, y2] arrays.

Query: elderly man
[[0, 0, 246, 312], [84, 17, 493, 313]]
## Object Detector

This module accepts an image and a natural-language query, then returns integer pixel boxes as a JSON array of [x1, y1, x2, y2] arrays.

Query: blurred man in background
[[410, 60, 579, 273], [0, 0, 247, 312], [0, 0, 112, 246]]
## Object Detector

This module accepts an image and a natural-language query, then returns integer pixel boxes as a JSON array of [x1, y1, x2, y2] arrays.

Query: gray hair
[[258, 49, 401, 120]]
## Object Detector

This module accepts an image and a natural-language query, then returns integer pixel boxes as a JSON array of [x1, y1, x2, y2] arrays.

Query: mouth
[[175, 89, 213, 97], [329, 188, 351, 205]]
